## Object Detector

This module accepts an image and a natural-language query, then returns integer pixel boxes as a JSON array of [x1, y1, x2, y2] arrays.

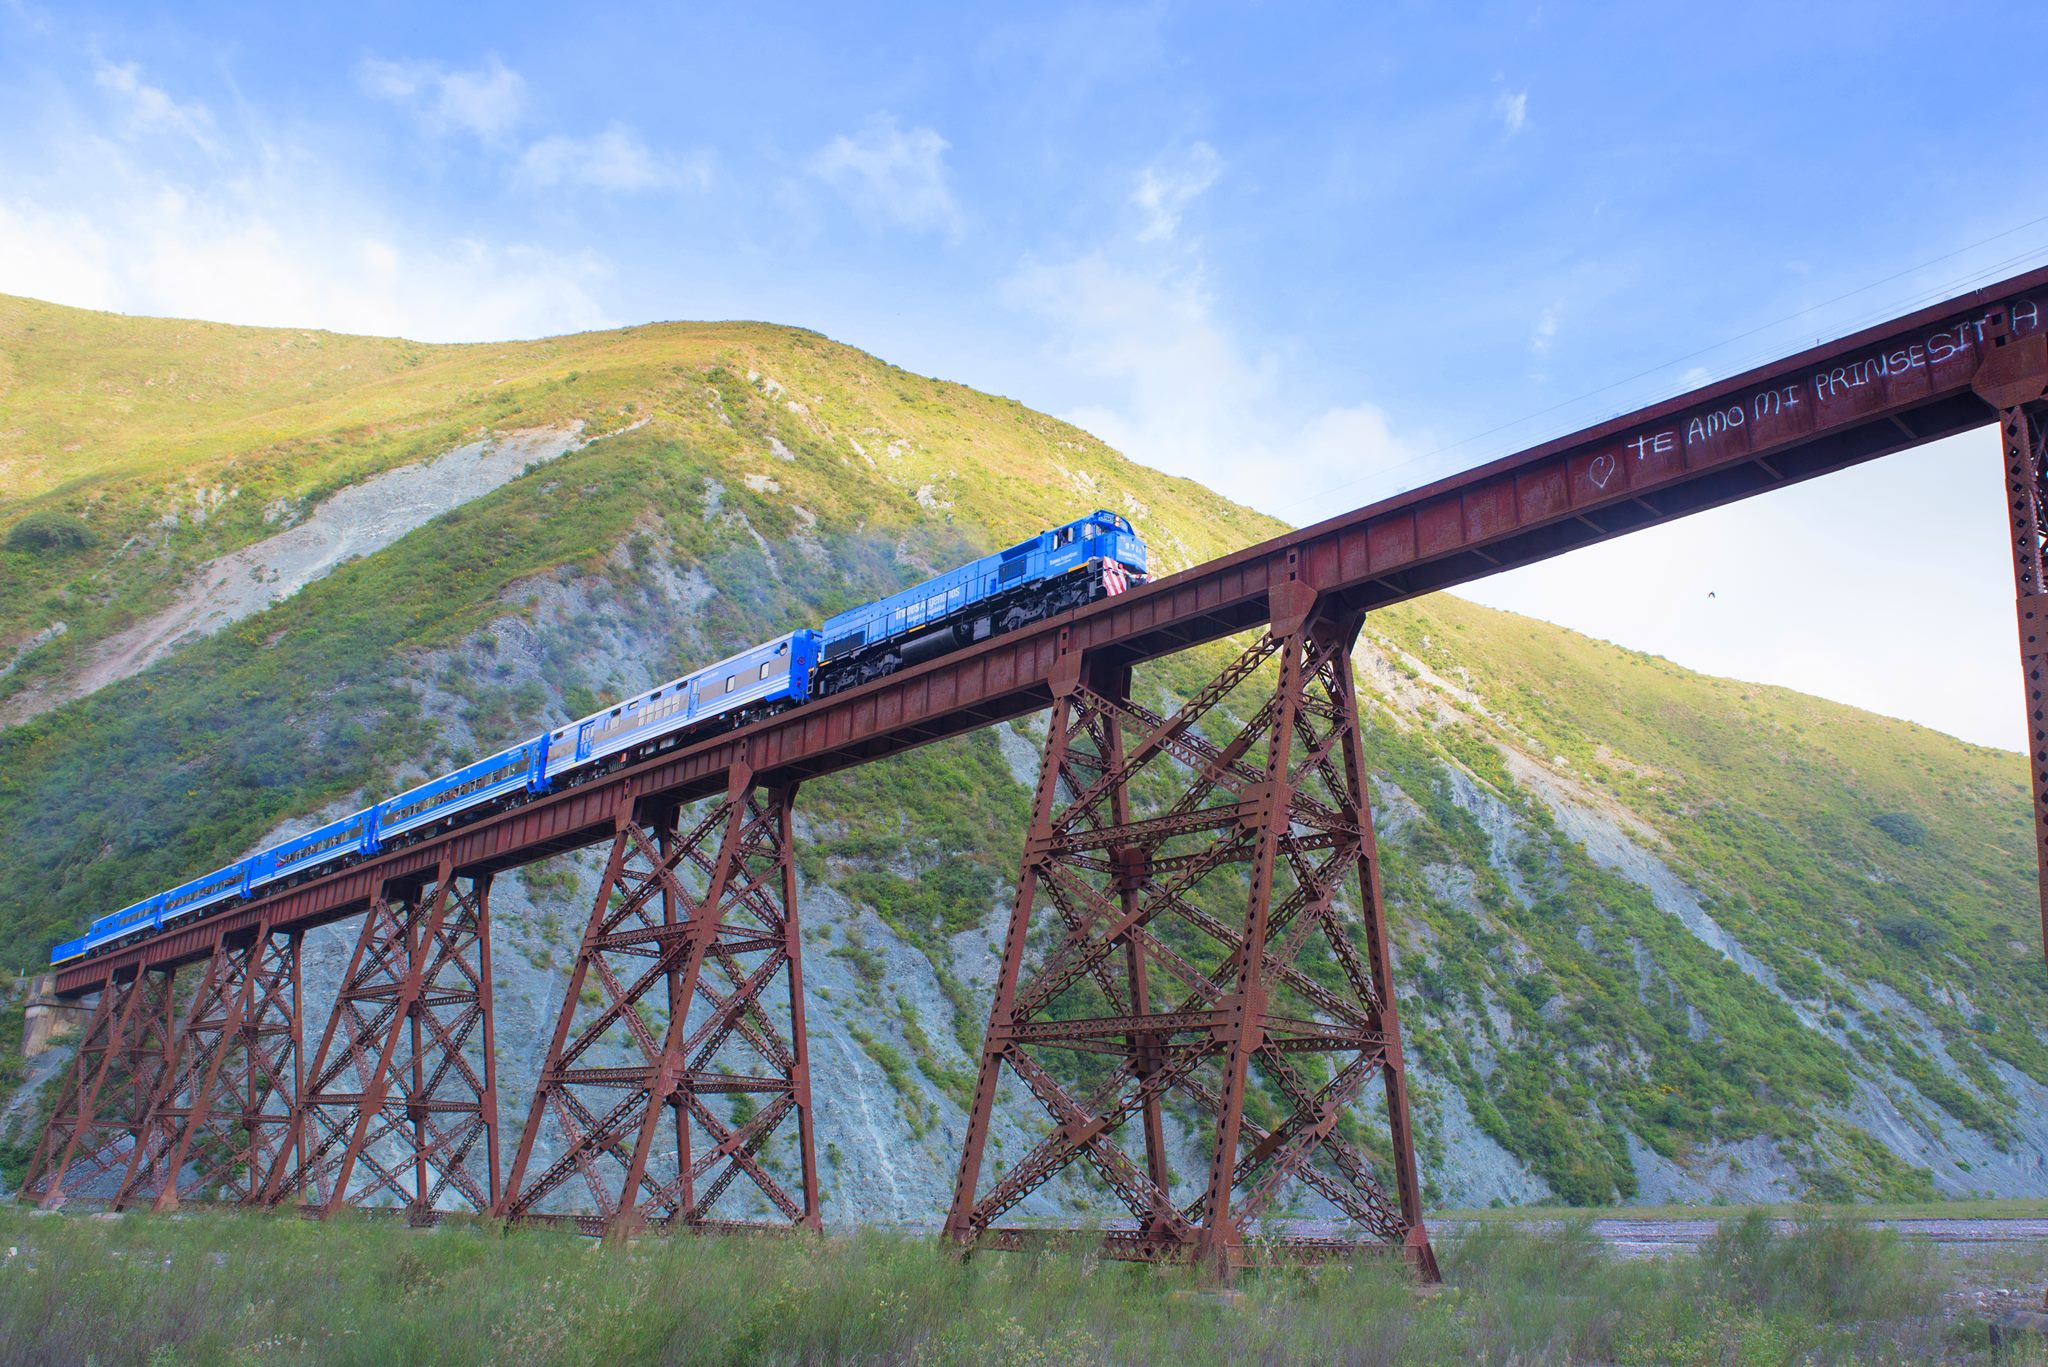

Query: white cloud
[[1003, 251, 1413, 518], [3, 0, 54, 36], [358, 55, 526, 142], [1497, 88, 1528, 135], [0, 126, 610, 342], [808, 114, 961, 237], [1132, 142, 1220, 242], [94, 61, 215, 148], [517, 123, 706, 193], [1530, 304, 1558, 354], [0, 199, 118, 308]]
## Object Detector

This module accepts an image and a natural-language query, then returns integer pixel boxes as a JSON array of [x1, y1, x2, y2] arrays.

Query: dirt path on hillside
[[0, 425, 597, 728]]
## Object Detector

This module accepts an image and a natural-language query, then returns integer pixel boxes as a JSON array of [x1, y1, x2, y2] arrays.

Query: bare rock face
[[21, 973, 90, 1059], [1, 425, 605, 729]]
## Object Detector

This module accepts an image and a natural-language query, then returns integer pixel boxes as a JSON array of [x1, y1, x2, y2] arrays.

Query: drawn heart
[[1588, 453, 1616, 490]]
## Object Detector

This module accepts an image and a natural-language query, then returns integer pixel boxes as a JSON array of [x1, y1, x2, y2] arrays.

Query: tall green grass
[[0, 1207, 2005, 1366]]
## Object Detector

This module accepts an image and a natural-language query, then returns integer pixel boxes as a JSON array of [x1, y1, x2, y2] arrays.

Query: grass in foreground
[[0, 1207, 2029, 1366]]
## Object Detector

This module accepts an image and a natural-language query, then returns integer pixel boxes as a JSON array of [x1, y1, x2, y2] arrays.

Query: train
[[50, 510, 1149, 966]]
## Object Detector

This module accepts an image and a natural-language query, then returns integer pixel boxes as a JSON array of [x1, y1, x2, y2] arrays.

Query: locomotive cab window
[[1054, 527, 1074, 547]]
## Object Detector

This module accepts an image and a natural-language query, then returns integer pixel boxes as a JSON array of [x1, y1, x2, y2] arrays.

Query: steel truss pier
[[944, 585, 1435, 1276], [256, 862, 499, 1219], [23, 965, 176, 1207], [500, 774, 821, 1237], [113, 920, 304, 1211]]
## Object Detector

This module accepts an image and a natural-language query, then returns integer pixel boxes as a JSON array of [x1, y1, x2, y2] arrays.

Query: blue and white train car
[[373, 737, 550, 844], [81, 892, 164, 956], [248, 807, 379, 892], [687, 631, 820, 732], [543, 631, 821, 783], [157, 860, 250, 932]]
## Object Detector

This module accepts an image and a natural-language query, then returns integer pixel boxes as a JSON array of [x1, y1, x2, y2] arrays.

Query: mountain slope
[[0, 294, 2039, 1215]]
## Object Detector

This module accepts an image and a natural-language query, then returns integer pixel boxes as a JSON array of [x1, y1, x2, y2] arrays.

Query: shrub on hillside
[[1875, 912, 1947, 951], [1698, 1211, 1937, 1323], [3, 511, 96, 554]]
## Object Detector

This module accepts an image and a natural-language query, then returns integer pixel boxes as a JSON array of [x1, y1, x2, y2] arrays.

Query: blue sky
[[3, 2, 2045, 747]]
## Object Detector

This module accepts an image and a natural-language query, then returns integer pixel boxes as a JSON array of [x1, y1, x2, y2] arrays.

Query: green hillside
[[0, 293, 1264, 700], [0, 294, 2037, 1211]]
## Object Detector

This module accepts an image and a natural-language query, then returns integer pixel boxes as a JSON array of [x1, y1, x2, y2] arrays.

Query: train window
[[759, 662, 773, 680], [725, 676, 735, 693], [1054, 527, 1074, 547]]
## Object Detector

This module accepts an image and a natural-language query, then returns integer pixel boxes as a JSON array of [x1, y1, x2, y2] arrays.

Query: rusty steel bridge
[[24, 265, 2048, 1281]]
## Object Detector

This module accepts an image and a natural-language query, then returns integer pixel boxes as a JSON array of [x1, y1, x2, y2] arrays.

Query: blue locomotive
[[53, 510, 1147, 966], [816, 509, 1145, 695]]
